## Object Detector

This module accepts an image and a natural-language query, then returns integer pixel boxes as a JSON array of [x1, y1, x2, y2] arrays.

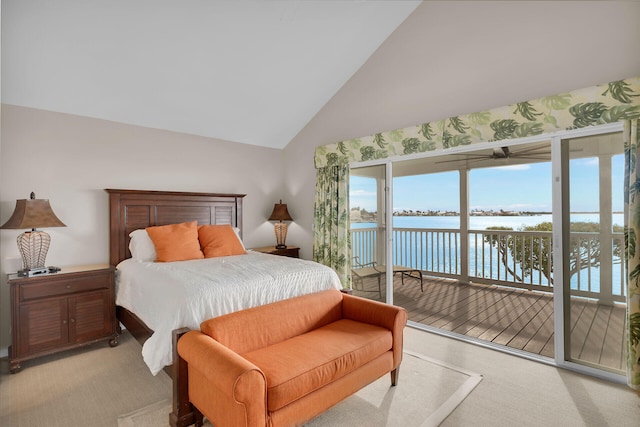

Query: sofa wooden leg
[[193, 407, 204, 427], [170, 328, 198, 427], [390, 367, 399, 386]]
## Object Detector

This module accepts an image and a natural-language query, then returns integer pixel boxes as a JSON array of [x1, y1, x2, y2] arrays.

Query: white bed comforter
[[116, 251, 342, 375]]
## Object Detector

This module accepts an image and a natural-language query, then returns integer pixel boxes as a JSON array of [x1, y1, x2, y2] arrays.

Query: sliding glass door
[[350, 164, 388, 304], [561, 131, 625, 373], [347, 123, 626, 382]]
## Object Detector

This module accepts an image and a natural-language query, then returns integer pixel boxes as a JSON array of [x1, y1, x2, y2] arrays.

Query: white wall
[[283, 1, 640, 256], [0, 105, 285, 351]]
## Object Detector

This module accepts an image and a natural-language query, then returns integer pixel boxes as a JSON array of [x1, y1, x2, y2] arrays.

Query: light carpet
[[0, 332, 172, 427], [117, 350, 482, 427]]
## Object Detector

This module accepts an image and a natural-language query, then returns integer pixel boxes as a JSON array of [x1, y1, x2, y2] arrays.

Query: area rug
[[117, 350, 482, 427]]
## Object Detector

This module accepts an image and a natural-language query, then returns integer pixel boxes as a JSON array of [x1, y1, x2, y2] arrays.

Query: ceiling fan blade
[[435, 155, 491, 164], [511, 144, 549, 154], [435, 142, 585, 165], [513, 149, 550, 155], [510, 156, 551, 161]]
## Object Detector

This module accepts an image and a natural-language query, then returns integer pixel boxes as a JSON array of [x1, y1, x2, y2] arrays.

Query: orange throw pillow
[[198, 224, 247, 258], [146, 221, 204, 262]]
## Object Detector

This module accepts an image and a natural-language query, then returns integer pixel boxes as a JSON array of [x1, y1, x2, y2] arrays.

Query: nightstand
[[251, 246, 300, 258], [7, 264, 118, 373]]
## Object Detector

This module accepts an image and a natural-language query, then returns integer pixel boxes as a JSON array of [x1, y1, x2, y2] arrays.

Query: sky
[[350, 155, 624, 214]]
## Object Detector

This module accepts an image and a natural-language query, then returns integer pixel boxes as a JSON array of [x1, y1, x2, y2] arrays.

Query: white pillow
[[233, 227, 246, 250], [128, 229, 157, 262]]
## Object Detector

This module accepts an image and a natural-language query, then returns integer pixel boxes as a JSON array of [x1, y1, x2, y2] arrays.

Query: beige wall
[[2, 1, 640, 354], [0, 105, 285, 351]]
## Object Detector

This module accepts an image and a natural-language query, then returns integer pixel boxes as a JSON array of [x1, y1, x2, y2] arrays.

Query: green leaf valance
[[314, 76, 640, 169]]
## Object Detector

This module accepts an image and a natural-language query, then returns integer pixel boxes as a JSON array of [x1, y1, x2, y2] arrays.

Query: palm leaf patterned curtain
[[624, 119, 640, 390], [313, 76, 640, 387], [313, 164, 350, 288]]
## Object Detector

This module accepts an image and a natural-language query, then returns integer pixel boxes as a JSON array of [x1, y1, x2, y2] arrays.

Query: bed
[[106, 189, 342, 375]]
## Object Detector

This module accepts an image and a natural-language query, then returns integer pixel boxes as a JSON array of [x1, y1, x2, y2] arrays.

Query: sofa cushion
[[200, 289, 344, 354], [242, 319, 392, 412]]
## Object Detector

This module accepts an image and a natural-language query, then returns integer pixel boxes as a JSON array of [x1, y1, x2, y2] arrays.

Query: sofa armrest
[[341, 293, 408, 367], [178, 331, 267, 426]]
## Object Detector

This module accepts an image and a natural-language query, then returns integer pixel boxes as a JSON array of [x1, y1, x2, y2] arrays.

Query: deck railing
[[469, 228, 554, 292], [351, 226, 626, 302]]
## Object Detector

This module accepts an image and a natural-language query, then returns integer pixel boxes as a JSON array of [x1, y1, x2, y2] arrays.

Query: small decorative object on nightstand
[[7, 264, 118, 373], [0, 192, 66, 277], [252, 245, 300, 258], [268, 200, 293, 249]]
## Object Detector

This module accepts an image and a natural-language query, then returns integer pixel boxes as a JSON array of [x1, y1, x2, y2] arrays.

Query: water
[[352, 213, 624, 230], [351, 214, 626, 296]]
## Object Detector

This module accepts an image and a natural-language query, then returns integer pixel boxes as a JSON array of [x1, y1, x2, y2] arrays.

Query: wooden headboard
[[106, 189, 245, 266]]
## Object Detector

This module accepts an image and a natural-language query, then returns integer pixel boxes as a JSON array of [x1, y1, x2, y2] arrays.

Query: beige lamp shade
[[1, 193, 66, 271], [1, 198, 66, 230]]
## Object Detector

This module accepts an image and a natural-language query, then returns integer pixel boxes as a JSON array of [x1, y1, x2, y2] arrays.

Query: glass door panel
[[391, 168, 461, 320], [350, 165, 388, 303], [564, 132, 625, 373]]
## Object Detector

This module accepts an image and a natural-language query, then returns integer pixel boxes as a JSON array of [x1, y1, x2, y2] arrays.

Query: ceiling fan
[[436, 143, 551, 165]]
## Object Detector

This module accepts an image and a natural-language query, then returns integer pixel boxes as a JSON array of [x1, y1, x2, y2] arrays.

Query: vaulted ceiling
[[1, 0, 420, 149]]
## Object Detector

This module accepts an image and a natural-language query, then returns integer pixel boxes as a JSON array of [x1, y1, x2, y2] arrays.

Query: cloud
[[350, 189, 377, 197], [350, 189, 378, 210], [494, 164, 532, 171]]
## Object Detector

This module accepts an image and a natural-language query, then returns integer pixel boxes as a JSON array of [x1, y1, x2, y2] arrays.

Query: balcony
[[351, 226, 627, 371]]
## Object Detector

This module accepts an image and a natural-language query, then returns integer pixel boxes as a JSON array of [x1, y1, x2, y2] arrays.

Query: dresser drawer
[[20, 274, 111, 301]]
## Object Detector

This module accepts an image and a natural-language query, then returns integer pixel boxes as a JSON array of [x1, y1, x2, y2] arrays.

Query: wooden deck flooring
[[352, 273, 626, 372]]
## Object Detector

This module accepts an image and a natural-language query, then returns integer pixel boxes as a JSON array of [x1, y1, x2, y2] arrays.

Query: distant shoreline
[[393, 211, 623, 216], [394, 211, 551, 217], [351, 211, 623, 223]]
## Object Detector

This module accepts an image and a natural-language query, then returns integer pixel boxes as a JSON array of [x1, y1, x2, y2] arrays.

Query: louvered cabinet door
[[8, 265, 118, 373], [69, 291, 113, 343], [18, 298, 69, 355]]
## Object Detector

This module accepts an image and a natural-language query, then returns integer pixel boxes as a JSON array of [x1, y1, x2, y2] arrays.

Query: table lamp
[[268, 200, 293, 249], [1, 192, 66, 276]]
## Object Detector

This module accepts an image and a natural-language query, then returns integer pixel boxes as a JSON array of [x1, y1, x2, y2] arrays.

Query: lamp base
[[273, 222, 289, 250], [17, 230, 51, 271]]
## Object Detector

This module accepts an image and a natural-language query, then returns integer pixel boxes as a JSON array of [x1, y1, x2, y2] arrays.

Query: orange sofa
[[169, 288, 407, 427]]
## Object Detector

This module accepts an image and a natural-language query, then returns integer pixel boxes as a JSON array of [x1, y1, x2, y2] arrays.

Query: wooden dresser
[[7, 264, 118, 373]]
